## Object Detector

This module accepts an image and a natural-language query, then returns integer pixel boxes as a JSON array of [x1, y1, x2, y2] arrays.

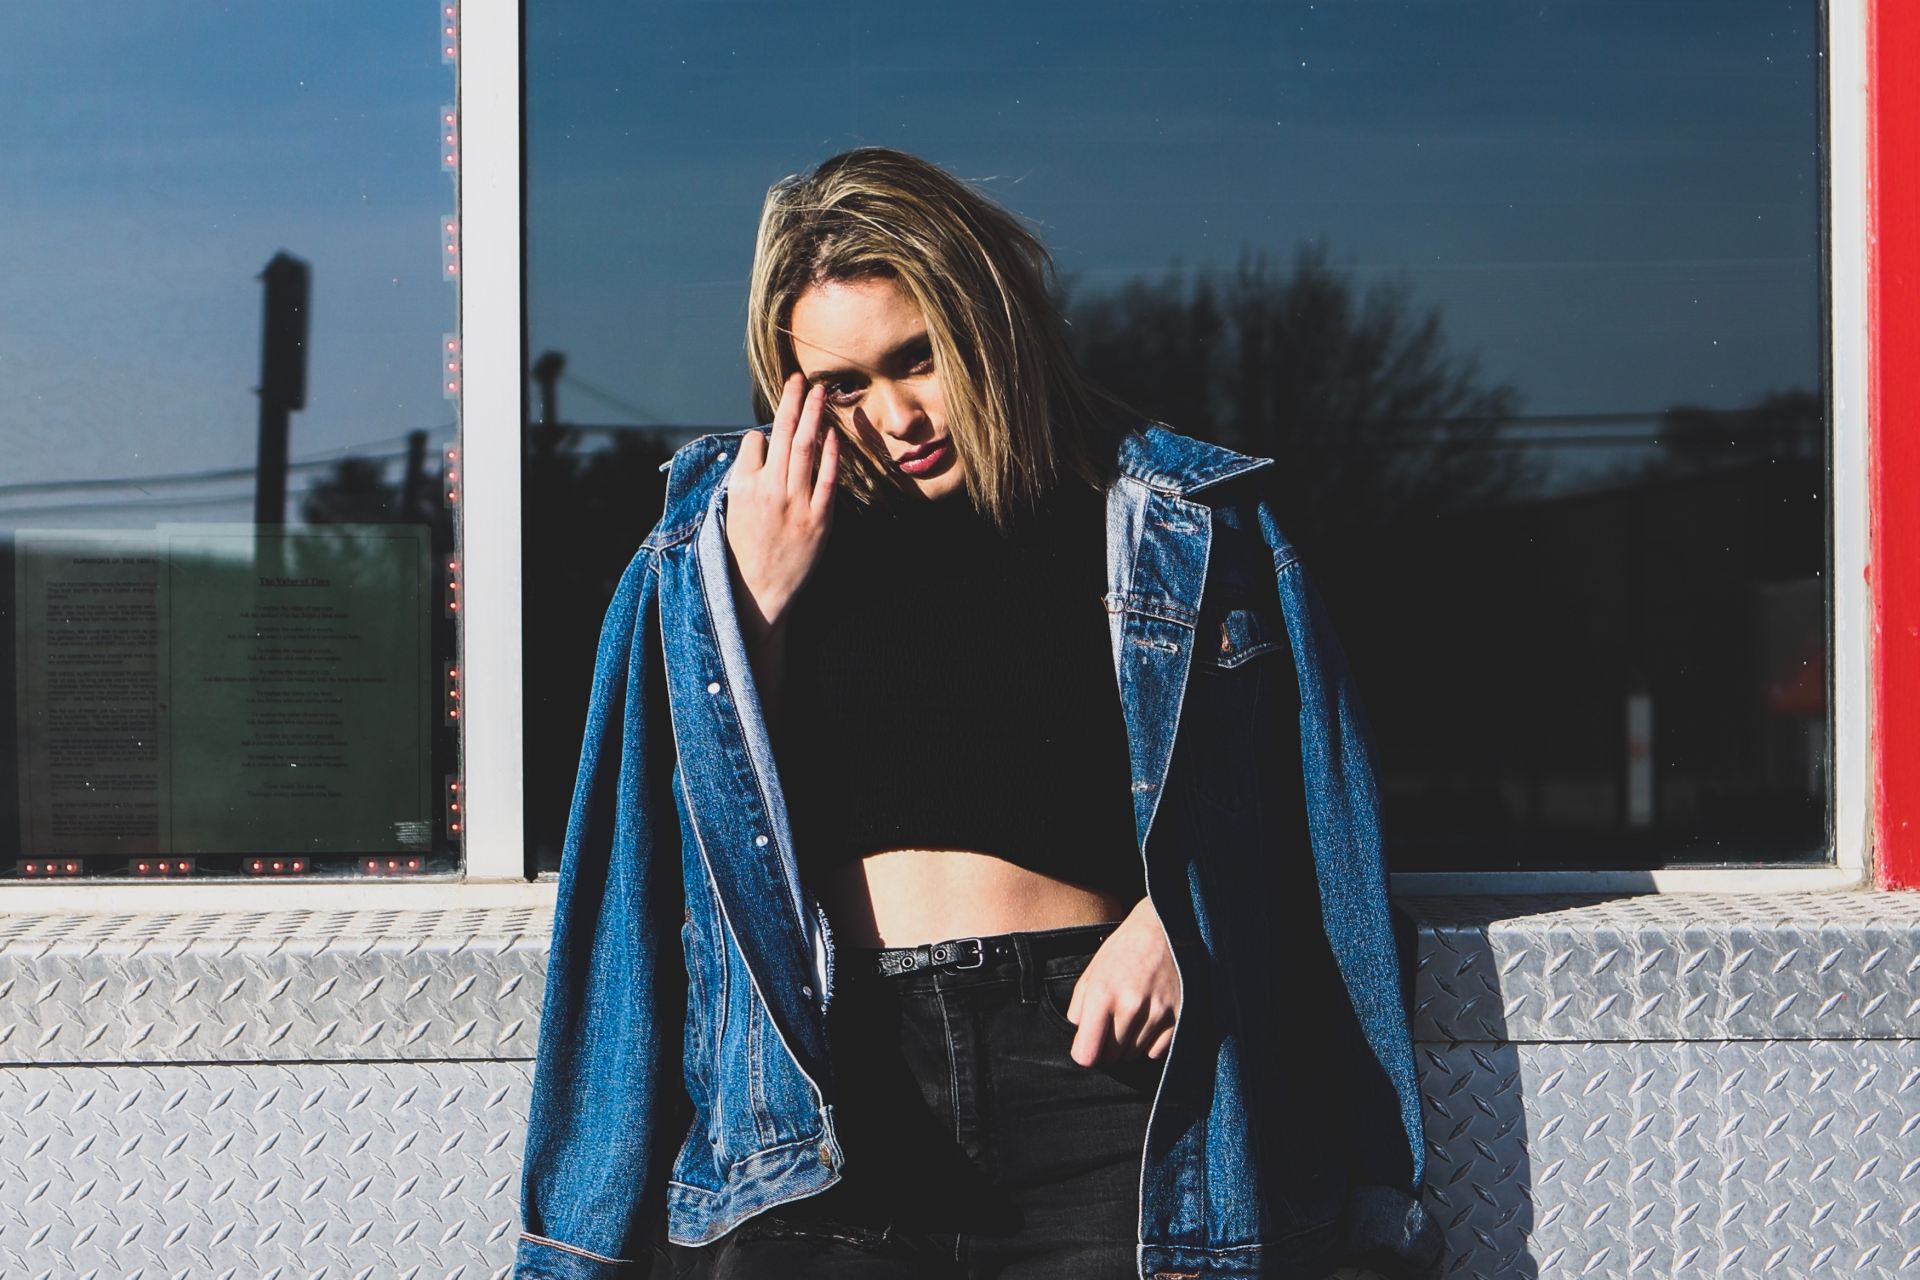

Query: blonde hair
[[745, 147, 1138, 531]]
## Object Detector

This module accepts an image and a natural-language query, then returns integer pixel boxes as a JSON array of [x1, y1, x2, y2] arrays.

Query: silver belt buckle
[[930, 937, 985, 969]]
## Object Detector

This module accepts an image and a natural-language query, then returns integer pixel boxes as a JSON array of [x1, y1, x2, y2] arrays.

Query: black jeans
[[666, 921, 1164, 1280]]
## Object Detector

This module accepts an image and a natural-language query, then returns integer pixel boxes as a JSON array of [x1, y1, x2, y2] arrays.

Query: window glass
[[525, 0, 1828, 872], [1, 6, 461, 881]]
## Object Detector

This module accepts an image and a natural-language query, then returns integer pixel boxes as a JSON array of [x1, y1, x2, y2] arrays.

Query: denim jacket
[[514, 421, 1441, 1280]]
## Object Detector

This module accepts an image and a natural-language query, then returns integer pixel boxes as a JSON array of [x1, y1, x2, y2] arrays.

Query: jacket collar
[[1112, 420, 1273, 497]]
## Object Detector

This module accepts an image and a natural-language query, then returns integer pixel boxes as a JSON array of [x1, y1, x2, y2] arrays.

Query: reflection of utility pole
[[255, 252, 310, 531], [1624, 488, 1653, 829], [531, 350, 565, 430], [400, 429, 427, 520]]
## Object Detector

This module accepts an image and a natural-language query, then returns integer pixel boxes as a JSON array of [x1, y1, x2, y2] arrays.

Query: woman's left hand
[[1062, 896, 1181, 1068]]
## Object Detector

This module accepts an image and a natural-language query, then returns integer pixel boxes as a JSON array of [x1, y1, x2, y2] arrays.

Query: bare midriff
[[814, 848, 1139, 948]]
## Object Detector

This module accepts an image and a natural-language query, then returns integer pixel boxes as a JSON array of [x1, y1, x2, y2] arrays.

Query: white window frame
[[0, 0, 545, 915], [452, 0, 529, 891], [0, 0, 1870, 912]]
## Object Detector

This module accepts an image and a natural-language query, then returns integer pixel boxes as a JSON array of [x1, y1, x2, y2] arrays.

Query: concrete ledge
[[0, 892, 1915, 1064], [0, 907, 548, 1065], [1406, 891, 1920, 1043]]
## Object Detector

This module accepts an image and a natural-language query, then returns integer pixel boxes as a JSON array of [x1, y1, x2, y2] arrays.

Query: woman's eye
[[822, 380, 860, 405]]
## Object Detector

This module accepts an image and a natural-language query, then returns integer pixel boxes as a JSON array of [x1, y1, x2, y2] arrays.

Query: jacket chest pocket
[[1178, 594, 1294, 812], [1207, 598, 1288, 669]]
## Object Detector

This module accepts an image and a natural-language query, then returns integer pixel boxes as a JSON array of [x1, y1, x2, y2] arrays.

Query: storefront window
[[524, 0, 1828, 873], [1, 6, 461, 880]]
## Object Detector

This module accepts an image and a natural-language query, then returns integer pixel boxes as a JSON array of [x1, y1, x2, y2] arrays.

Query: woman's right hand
[[723, 371, 840, 644]]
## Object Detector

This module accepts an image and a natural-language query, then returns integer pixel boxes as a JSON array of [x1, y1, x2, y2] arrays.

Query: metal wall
[[0, 894, 1913, 1277], [1412, 893, 1920, 1279]]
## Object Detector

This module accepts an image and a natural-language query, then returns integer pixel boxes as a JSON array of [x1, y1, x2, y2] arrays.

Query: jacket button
[[754, 834, 769, 847], [707, 681, 721, 694], [800, 985, 812, 998], [817, 1141, 833, 1165]]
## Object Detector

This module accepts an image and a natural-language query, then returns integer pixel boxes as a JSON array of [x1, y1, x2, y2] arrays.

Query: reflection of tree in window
[[524, 427, 675, 871], [507, 239, 1830, 872], [1059, 241, 1530, 562], [1060, 241, 1827, 868]]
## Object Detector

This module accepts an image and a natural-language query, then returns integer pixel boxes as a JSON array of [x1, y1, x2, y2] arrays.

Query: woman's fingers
[[720, 371, 840, 639], [1066, 980, 1175, 1067], [810, 420, 839, 519], [1111, 995, 1169, 1061], [739, 372, 800, 480], [1069, 1008, 1110, 1068], [765, 371, 803, 478], [734, 415, 767, 475], [788, 382, 825, 497]]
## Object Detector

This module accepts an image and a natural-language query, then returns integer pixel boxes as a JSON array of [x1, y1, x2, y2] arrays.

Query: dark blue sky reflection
[[0, 3, 1822, 503], [529, 0, 1823, 488], [0, 3, 453, 505]]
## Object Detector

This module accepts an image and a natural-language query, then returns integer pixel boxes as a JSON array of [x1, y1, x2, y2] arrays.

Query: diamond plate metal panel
[[0, 908, 549, 1064], [1409, 893, 1920, 1043], [0, 895, 1913, 1276], [1419, 1039, 1920, 1279], [0, 1059, 529, 1278]]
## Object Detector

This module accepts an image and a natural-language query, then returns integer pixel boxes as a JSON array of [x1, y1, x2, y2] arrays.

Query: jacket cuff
[[513, 1231, 641, 1279], [1339, 1184, 1445, 1280]]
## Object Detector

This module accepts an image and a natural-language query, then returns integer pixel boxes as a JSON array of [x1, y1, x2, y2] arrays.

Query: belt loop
[[1010, 932, 1041, 1003]]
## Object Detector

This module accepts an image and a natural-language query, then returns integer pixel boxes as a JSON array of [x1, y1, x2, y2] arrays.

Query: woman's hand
[[1062, 895, 1181, 1068], [724, 371, 840, 644]]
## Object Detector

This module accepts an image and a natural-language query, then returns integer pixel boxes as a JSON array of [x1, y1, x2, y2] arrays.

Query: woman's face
[[788, 275, 964, 501]]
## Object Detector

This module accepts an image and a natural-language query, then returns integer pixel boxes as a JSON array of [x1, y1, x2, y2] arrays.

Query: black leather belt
[[857, 922, 1121, 979]]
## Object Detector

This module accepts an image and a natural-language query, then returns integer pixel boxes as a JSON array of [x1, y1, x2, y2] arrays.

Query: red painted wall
[[1872, 0, 1919, 888]]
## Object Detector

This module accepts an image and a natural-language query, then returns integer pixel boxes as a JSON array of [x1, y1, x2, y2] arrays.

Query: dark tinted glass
[[525, 0, 1828, 872], [1, 8, 461, 881]]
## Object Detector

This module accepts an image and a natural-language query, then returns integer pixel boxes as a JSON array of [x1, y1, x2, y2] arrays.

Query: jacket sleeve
[[1254, 495, 1444, 1280], [516, 547, 683, 1279]]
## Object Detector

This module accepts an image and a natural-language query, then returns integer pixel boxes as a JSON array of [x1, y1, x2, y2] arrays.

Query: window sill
[[1392, 864, 1866, 895], [0, 876, 556, 915], [1401, 887, 1920, 1042], [0, 885, 1912, 1065]]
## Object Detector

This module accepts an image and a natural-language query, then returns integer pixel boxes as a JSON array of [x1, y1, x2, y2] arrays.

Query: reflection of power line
[[550, 409, 1812, 431], [555, 422, 720, 437], [1358, 409, 1820, 449], [1, 491, 260, 519], [1344, 410, 1815, 431], [0, 430, 451, 499], [1377, 434, 1694, 450], [557, 374, 668, 424]]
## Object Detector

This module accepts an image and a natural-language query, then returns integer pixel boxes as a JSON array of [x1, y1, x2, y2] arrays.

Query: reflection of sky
[[529, 0, 1823, 484], [0, 3, 454, 518], [1, 2, 1820, 517]]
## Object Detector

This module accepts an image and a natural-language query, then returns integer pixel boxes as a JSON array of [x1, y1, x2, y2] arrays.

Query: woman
[[514, 148, 1438, 1280]]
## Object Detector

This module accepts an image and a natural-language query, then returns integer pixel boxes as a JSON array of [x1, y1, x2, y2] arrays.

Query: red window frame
[[1871, 0, 1918, 889]]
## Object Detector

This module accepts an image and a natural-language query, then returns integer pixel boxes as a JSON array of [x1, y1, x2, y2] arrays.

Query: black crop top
[[770, 479, 1145, 904]]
